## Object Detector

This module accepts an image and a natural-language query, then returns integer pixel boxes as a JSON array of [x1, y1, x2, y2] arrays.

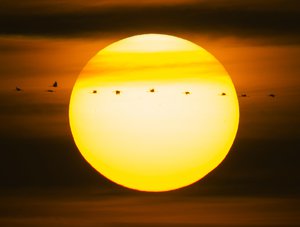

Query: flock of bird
[[91, 88, 192, 95], [15, 81, 276, 98], [91, 89, 276, 97], [16, 81, 58, 93]]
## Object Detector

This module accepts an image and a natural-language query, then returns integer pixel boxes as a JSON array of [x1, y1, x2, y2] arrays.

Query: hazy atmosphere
[[0, 0, 299, 226]]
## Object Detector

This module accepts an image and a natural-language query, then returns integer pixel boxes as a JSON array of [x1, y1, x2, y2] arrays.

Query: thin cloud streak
[[0, 194, 299, 227]]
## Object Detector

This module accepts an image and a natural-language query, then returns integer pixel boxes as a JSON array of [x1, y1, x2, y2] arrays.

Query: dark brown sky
[[0, 1, 300, 225]]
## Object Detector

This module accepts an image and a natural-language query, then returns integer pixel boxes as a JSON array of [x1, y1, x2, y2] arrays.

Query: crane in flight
[[52, 81, 58, 87]]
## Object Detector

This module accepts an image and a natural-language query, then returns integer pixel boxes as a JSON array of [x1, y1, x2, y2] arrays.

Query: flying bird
[[52, 81, 58, 87], [240, 94, 248, 97], [115, 90, 121, 95], [149, 88, 155, 93], [220, 92, 226, 96], [184, 91, 191, 95], [16, 87, 22, 92], [269, 94, 276, 97], [92, 90, 97, 94]]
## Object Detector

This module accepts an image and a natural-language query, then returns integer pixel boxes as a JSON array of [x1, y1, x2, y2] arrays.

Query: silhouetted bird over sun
[[240, 94, 247, 97], [221, 92, 226, 96], [115, 90, 121, 95], [269, 94, 276, 98], [149, 88, 155, 93], [16, 87, 22, 92], [184, 91, 191, 95], [92, 90, 97, 94]]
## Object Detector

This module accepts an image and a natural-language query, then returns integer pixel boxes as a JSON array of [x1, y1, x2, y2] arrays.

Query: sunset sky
[[0, 0, 299, 226]]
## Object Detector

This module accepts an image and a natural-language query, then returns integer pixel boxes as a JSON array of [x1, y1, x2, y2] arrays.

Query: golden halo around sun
[[69, 34, 239, 192]]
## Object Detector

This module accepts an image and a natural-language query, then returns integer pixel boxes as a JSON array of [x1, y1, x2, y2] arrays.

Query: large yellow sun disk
[[69, 34, 239, 192]]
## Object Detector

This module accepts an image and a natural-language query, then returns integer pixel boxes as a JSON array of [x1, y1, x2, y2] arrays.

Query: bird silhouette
[[221, 92, 226, 96], [240, 94, 247, 97], [269, 94, 276, 98], [16, 87, 22, 92], [184, 91, 191, 95], [92, 90, 97, 94], [115, 90, 121, 95], [149, 88, 155, 93], [53, 81, 58, 87]]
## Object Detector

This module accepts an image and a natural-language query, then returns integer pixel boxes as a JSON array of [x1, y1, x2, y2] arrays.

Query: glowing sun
[[69, 34, 239, 192]]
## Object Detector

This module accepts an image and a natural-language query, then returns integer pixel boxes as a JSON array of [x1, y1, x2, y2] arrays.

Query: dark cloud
[[0, 42, 40, 53], [0, 1, 299, 42], [0, 136, 107, 188], [0, 97, 66, 116]]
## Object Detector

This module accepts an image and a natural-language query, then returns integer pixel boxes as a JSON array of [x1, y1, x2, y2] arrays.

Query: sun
[[69, 34, 239, 192]]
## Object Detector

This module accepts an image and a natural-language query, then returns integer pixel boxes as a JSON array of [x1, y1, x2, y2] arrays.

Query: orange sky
[[0, 1, 299, 226], [0, 0, 299, 203], [1, 35, 299, 139]]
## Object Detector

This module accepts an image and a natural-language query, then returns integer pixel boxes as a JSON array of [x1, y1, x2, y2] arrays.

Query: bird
[[269, 94, 276, 98], [240, 94, 247, 97], [184, 91, 191, 95], [46, 89, 54, 92], [115, 90, 121, 95], [92, 90, 97, 94], [149, 88, 155, 93], [52, 81, 58, 87], [220, 92, 226, 96], [16, 87, 22, 92]]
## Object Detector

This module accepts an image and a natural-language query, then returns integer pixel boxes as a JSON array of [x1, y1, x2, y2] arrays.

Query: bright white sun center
[[69, 34, 239, 192]]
